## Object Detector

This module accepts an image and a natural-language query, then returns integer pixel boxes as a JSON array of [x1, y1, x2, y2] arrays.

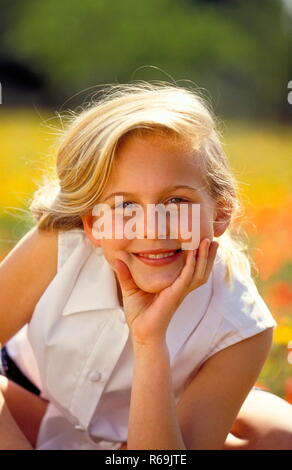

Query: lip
[[132, 248, 180, 255], [132, 249, 183, 266]]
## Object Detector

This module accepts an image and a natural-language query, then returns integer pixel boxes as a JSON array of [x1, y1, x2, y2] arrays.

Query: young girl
[[1, 81, 292, 450]]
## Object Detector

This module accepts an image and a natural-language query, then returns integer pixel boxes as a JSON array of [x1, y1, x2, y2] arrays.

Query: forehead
[[107, 132, 206, 191]]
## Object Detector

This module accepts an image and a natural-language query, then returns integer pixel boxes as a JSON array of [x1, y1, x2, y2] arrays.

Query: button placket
[[69, 312, 130, 430]]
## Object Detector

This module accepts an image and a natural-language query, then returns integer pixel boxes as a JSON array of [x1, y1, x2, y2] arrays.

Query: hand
[[113, 239, 219, 346]]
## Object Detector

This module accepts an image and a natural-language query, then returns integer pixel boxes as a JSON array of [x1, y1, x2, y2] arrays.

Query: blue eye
[[114, 198, 188, 209], [115, 201, 136, 209], [167, 197, 188, 204]]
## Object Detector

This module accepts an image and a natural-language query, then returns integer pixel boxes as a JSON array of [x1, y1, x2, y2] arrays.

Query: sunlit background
[[0, 0, 291, 401]]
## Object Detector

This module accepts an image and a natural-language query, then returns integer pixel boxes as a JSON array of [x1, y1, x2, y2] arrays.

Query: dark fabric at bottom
[[0, 346, 40, 396]]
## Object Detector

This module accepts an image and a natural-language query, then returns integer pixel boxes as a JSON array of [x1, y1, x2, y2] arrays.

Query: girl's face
[[83, 132, 219, 297]]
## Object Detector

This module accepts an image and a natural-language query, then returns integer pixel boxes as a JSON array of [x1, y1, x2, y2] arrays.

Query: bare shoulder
[[0, 226, 58, 346], [1, 226, 58, 272]]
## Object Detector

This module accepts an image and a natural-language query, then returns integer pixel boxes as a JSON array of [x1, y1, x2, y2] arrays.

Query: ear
[[213, 199, 233, 237], [81, 212, 101, 247]]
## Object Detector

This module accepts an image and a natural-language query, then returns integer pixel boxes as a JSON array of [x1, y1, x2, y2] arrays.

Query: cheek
[[93, 210, 138, 239], [177, 205, 213, 245], [171, 205, 201, 244], [200, 210, 214, 237], [101, 240, 129, 256]]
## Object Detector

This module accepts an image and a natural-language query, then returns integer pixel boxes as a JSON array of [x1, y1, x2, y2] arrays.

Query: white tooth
[[139, 251, 176, 259]]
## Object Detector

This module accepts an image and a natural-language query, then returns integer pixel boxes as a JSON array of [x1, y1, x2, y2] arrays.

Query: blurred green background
[[0, 0, 291, 401]]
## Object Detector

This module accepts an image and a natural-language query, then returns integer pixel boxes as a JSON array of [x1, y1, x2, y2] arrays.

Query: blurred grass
[[223, 119, 292, 207], [0, 109, 291, 399], [0, 108, 58, 253]]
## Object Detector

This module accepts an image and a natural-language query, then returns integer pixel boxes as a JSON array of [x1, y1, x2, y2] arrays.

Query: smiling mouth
[[133, 249, 181, 259], [132, 249, 183, 266]]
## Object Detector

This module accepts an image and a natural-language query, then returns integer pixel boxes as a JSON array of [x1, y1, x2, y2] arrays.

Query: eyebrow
[[102, 185, 200, 202]]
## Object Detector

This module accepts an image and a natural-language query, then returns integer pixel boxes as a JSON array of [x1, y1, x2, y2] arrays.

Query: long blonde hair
[[28, 81, 256, 286]]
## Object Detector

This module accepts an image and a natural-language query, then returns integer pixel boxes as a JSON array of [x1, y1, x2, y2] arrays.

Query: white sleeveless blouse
[[4, 228, 277, 450]]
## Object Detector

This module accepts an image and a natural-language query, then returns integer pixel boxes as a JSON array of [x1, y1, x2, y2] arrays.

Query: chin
[[134, 276, 175, 294]]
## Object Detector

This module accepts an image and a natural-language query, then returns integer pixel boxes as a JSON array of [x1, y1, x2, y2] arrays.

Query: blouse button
[[88, 371, 102, 382], [74, 424, 86, 431]]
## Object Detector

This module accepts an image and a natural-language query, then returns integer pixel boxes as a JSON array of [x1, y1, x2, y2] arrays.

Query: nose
[[144, 204, 169, 240]]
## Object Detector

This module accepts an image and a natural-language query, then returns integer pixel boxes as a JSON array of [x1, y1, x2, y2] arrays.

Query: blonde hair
[[29, 81, 256, 286]]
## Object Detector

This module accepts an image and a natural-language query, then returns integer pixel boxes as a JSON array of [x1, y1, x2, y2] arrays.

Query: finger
[[187, 240, 217, 293], [192, 238, 211, 282], [189, 241, 219, 292], [114, 259, 139, 296], [167, 241, 202, 296], [204, 241, 219, 280]]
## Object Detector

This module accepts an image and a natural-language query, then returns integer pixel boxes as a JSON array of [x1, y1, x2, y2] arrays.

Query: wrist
[[132, 337, 169, 357]]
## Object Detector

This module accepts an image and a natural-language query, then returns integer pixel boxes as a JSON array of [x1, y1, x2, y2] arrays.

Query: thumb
[[114, 259, 139, 295]]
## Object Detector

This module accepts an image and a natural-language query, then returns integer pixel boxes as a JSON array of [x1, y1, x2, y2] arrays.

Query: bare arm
[[127, 340, 186, 450], [0, 388, 33, 449], [0, 226, 57, 449], [176, 328, 274, 449], [112, 240, 272, 449], [0, 226, 58, 346], [126, 328, 273, 450]]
